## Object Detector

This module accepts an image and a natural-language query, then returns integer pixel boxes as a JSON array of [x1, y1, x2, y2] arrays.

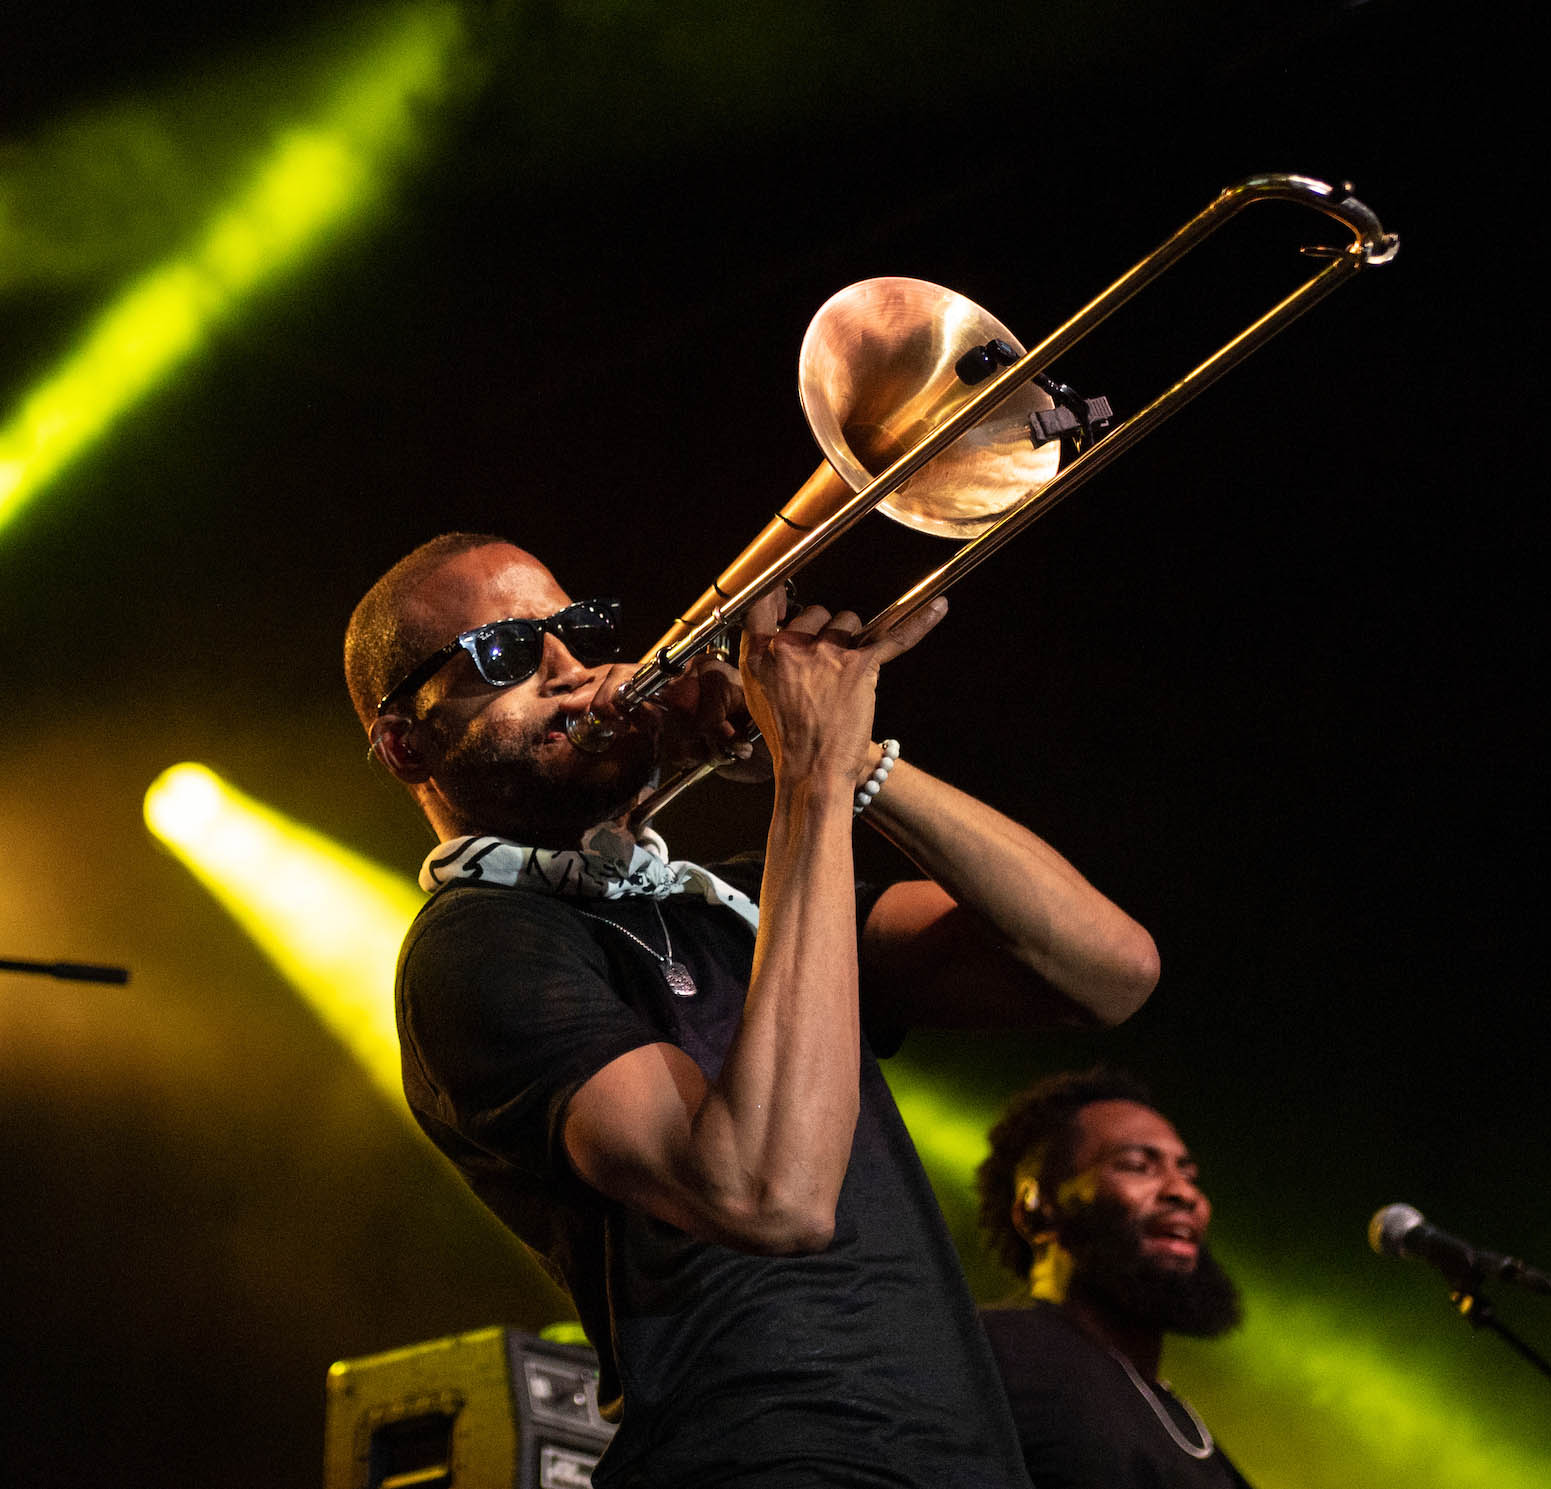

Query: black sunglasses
[[376, 599, 622, 716]]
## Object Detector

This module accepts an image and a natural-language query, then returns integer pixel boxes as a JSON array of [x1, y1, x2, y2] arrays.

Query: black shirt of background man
[[981, 1302, 1255, 1489], [397, 859, 1032, 1489]]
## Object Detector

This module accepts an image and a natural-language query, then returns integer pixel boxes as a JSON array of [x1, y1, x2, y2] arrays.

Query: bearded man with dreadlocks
[[977, 1068, 1257, 1488]]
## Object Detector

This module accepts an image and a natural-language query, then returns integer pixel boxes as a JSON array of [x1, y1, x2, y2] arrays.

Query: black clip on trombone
[[953, 339, 1114, 460]]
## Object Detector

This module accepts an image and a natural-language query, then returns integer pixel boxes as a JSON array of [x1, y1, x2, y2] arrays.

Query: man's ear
[[369, 714, 432, 784], [1010, 1181, 1055, 1248]]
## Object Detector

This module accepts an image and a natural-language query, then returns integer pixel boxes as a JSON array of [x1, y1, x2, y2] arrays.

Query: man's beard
[[1063, 1196, 1242, 1339], [433, 707, 657, 848]]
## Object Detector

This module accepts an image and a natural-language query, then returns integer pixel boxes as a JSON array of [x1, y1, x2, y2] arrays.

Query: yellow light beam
[[0, 1, 463, 537], [144, 762, 423, 1105]]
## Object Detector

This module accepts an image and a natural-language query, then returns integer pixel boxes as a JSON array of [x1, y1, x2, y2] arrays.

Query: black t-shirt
[[980, 1303, 1255, 1489], [397, 864, 1031, 1489]]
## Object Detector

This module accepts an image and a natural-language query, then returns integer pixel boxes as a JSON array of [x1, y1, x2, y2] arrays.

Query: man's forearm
[[683, 772, 863, 1249], [862, 757, 1159, 1027]]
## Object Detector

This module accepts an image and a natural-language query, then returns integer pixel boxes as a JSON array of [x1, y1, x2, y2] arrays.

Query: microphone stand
[[1448, 1278, 1551, 1384]]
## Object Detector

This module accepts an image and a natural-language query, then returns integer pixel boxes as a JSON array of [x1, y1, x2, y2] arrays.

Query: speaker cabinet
[[324, 1327, 616, 1489]]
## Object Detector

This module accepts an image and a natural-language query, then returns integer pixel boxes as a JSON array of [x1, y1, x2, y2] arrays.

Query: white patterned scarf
[[419, 822, 761, 932]]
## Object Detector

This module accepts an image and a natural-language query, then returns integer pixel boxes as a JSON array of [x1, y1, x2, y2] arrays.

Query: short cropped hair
[[343, 532, 507, 727], [976, 1066, 1155, 1279]]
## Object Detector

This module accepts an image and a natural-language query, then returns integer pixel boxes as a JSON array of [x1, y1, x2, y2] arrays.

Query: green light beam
[[0, 1, 462, 538]]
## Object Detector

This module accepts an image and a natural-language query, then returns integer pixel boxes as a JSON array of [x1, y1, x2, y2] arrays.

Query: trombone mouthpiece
[[565, 710, 616, 754]]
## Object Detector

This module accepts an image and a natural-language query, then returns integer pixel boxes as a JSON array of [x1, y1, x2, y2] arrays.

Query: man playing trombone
[[345, 530, 1159, 1487]]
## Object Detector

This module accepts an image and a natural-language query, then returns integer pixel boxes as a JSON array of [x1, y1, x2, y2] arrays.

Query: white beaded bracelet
[[853, 739, 901, 816]]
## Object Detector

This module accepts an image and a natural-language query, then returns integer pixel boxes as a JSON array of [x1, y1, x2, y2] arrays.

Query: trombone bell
[[645, 277, 1061, 660], [798, 278, 1060, 540]]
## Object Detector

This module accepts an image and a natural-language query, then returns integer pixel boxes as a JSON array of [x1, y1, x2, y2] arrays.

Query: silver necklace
[[572, 900, 697, 997], [1106, 1347, 1214, 1460]]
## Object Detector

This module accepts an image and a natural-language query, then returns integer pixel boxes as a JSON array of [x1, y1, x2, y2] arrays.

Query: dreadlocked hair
[[975, 1066, 1155, 1279]]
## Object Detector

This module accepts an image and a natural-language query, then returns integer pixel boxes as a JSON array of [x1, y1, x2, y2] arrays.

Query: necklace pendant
[[662, 960, 697, 997]]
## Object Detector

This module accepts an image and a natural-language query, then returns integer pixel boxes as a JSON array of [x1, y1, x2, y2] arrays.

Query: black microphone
[[1368, 1203, 1551, 1294], [1, 957, 130, 985]]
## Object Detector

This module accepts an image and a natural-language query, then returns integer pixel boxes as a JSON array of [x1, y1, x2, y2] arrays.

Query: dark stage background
[[3, 3, 1544, 1486]]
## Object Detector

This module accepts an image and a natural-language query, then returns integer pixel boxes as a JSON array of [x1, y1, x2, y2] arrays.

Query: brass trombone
[[569, 173, 1398, 825]]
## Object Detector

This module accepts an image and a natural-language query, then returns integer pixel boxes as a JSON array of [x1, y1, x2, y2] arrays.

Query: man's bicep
[[563, 1040, 717, 1230]]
